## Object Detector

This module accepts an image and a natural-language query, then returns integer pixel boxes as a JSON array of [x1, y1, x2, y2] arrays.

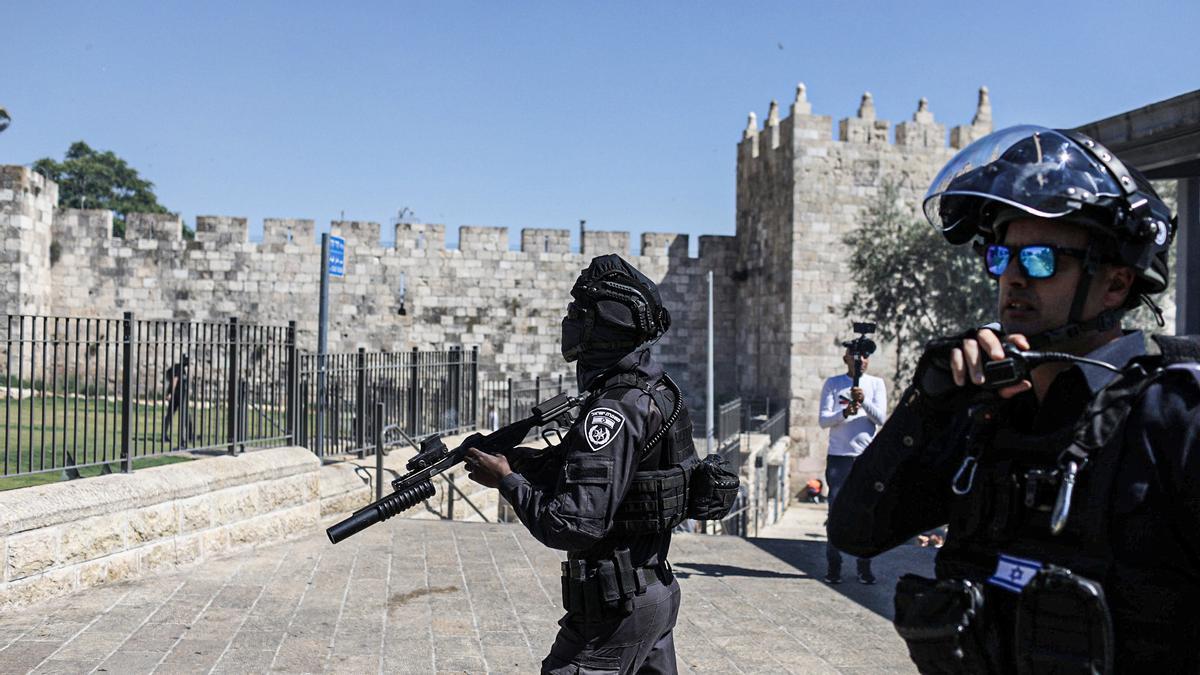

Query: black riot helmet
[[561, 255, 671, 362], [923, 125, 1175, 346]]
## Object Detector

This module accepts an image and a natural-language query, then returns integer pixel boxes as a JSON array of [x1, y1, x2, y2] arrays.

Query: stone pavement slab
[[0, 515, 932, 674]]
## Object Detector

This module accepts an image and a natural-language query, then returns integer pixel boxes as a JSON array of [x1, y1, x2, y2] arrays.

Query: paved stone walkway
[[0, 513, 933, 674]]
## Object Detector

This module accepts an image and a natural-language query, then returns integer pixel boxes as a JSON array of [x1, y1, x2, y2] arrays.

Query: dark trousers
[[542, 575, 681, 674], [826, 454, 872, 577], [162, 391, 193, 444]]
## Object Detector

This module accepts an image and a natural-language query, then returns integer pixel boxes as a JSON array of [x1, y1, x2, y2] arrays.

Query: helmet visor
[[924, 125, 1125, 239]]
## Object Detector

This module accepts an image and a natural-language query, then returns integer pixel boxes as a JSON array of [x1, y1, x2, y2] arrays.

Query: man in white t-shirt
[[817, 345, 886, 584]]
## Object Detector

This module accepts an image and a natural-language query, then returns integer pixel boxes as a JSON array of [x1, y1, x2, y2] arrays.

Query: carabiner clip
[[952, 455, 979, 496], [1050, 459, 1079, 535]]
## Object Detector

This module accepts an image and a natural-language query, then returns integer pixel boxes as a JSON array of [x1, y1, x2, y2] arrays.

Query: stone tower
[[735, 84, 992, 472]]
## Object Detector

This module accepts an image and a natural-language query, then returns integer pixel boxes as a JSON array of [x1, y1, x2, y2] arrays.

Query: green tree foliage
[[32, 141, 183, 238], [842, 180, 996, 397]]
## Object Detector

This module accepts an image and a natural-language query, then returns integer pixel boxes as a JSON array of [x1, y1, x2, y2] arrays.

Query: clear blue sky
[[3, 1, 1197, 249]]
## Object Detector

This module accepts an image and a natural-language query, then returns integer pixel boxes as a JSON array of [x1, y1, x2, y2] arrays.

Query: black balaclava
[[560, 255, 670, 389]]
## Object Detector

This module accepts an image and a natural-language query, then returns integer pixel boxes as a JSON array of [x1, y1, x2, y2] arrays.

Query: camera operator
[[828, 126, 1200, 673], [817, 325, 886, 584]]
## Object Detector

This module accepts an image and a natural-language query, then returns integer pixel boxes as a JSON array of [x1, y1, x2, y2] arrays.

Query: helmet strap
[[1065, 244, 1099, 326], [1026, 244, 1125, 350]]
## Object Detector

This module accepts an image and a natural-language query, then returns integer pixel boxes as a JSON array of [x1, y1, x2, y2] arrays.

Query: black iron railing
[[0, 313, 296, 478], [716, 396, 742, 464], [758, 408, 788, 444], [479, 374, 570, 431], [297, 347, 479, 458]]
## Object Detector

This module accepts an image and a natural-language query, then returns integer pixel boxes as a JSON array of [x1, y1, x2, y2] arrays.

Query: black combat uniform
[[501, 347, 683, 674], [830, 124, 1198, 673], [492, 254, 700, 674], [830, 331, 1200, 672]]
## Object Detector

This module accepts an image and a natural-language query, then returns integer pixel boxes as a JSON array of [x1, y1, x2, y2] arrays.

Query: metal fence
[[479, 374, 570, 431], [1, 313, 296, 478], [716, 397, 743, 473], [757, 408, 788, 444], [297, 347, 479, 458]]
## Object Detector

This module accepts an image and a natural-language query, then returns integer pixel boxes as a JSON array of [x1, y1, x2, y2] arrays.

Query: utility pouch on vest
[[686, 454, 740, 520], [560, 549, 659, 620], [1015, 566, 1113, 675], [893, 574, 1003, 674]]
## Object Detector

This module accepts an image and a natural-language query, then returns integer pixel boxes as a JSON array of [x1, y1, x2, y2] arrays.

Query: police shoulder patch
[[584, 407, 625, 452]]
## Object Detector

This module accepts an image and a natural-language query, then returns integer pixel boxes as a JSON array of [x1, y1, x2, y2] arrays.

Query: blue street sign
[[328, 236, 345, 278]]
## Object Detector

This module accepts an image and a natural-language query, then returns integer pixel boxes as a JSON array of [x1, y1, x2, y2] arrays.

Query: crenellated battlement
[[195, 215, 249, 246], [738, 83, 994, 163], [331, 220, 380, 250], [126, 213, 183, 241], [520, 228, 571, 254], [263, 218, 315, 247], [458, 225, 508, 252], [582, 230, 630, 256], [640, 232, 687, 259]]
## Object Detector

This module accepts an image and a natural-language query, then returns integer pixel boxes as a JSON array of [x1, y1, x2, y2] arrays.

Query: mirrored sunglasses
[[983, 244, 1089, 280]]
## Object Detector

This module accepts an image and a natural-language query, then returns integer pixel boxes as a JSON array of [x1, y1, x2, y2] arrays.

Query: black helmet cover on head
[[561, 255, 671, 362], [923, 125, 1175, 344], [925, 125, 1173, 292]]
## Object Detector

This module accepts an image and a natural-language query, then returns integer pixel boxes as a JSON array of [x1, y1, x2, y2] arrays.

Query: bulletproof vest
[[586, 371, 698, 535], [942, 335, 1200, 583], [910, 336, 1200, 674]]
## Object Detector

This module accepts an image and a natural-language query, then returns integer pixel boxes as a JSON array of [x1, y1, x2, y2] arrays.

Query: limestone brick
[[60, 515, 126, 565], [0, 567, 77, 611], [128, 502, 179, 544], [175, 533, 203, 565], [175, 487, 213, 530], [215, 484, 261, 522], [138, 540, 176, 572], [6, 527, 60, 581], [258, 473, 310, 511], [77, 550, 139, 587], [203, 527, 230, 557]]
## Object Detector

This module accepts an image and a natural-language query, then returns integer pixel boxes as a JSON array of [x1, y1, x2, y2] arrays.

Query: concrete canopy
[[1074, 89, 1200, 334]]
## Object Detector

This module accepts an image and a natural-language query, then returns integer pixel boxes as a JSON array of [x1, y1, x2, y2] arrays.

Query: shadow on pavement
[[670, 562, 810, 580], [747, 537, 938, 622]]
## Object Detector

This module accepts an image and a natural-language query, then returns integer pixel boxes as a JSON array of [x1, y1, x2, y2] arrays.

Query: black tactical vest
[[941, 335, 1200, 582], [586, 372, 698, 535], [929, 336, 1200, 673]]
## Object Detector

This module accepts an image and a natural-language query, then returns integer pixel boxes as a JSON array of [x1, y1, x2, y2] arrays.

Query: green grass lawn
[[0, 454, 195, 491], [0, 395, 290, 491]]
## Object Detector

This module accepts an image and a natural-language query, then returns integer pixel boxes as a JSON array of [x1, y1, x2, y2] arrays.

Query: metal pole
[[356, 347, 366, 457], [317, 233, 330, 458], [285, 321, 297, 442], [227, 317, 239, 455], [120, 312, 135, 473], [706, 270, 714, 455], [374, 402, 384, 501]]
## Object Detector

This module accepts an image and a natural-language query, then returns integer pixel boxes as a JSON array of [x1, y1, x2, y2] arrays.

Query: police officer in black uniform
[[828, 126, 1200, 673], [466, 254, 696, 674]]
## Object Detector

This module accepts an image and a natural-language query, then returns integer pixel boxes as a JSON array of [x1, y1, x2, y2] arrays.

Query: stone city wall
[[0, 168, 740, 421], [0, 446, 320, 610], [0, 83, 1003, 479]]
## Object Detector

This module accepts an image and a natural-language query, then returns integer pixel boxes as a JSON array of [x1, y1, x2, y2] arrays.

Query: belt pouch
[[893, 574, 1001, 674], [1015, 567, 1113, 675]]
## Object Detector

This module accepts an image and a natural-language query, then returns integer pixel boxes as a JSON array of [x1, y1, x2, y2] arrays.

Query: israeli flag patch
[[987, 554, 1042, 593], [584, 407, 625, 451]]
